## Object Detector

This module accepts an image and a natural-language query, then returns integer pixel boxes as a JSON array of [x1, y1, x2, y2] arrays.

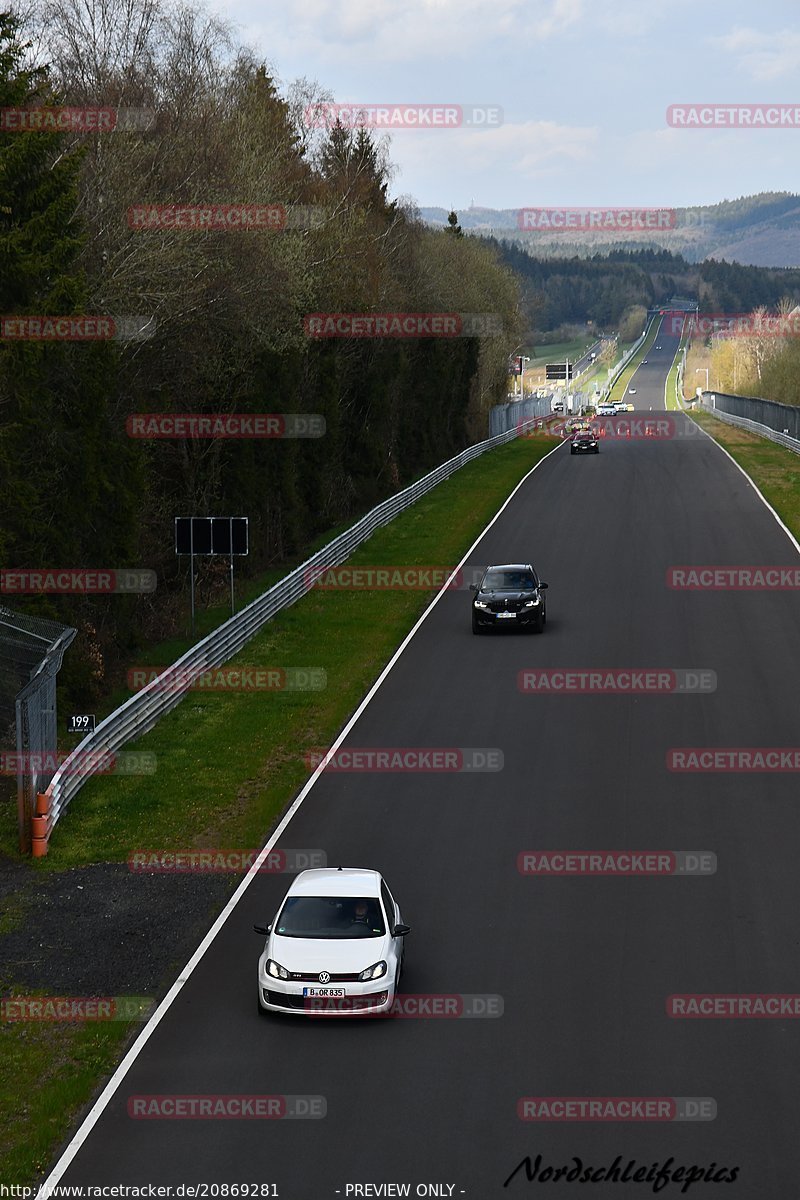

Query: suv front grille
[[488, 599, 525, 613]]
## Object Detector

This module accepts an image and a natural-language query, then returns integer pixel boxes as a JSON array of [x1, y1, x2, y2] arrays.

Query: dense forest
[[0, 4, 522, 703], [491, 240, 800, 336]]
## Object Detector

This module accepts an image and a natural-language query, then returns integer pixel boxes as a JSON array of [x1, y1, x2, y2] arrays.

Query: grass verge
[[0, 1018, 131, 1183], [690, 409, 800, 540]]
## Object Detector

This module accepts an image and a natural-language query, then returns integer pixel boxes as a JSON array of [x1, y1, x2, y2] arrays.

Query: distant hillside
[[419, 194, 800, 268]]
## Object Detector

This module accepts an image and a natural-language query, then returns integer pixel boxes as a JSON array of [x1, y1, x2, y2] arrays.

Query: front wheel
[[471, 613, 483, 635], [532, 612, 545, 635]]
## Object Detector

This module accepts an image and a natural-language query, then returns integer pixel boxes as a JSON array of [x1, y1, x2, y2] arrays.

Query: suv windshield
[[482, 569, 535, 591], [275, 896, 385, 939]]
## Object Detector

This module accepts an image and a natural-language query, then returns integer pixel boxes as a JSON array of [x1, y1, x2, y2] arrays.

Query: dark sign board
[[175, 517, 249, 556], [546, 364, 573, 381]]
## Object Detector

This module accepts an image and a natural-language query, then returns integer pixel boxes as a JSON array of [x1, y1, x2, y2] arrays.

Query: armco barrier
[[699, 392, 800, 455], [38, 414, 553, 850]]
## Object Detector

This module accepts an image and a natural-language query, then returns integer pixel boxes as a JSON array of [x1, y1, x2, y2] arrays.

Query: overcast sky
[[214, 0, 799, 211]]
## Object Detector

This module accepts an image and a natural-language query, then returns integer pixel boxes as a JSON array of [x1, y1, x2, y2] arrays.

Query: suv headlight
[[266, 959, 289, 980], [358, 961, 387, 981], [473, 600, 489, 609], [523, 596, 541, 607]]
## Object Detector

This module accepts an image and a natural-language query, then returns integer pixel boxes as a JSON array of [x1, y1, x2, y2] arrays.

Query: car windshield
[[275, 895, 385, 939], [482, 569, 535, 591]]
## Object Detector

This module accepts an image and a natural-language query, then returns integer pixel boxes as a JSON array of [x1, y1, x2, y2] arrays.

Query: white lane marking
[[662, 326, 799, 556], [41, 434, 566, 1187], [689, 414, 800, 558]]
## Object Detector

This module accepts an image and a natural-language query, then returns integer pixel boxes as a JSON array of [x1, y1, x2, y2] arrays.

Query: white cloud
[[715, 27, 800, 81], [231, 0, 590, 68], [384, 118, 598, 207]]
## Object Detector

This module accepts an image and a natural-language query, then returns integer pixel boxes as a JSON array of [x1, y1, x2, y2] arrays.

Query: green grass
[[690, 410, 800, 540], [0, 1014, 132, 1183], [665, 335, 690, 412], [528, 337, 595, 363]]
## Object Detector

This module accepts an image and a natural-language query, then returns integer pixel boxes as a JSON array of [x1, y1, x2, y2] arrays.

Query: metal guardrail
[[699, 394, 800, 455], [40, 414, 549, 844]]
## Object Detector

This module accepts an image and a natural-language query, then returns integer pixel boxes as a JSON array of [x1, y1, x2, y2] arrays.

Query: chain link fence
[[0, 605, 76, 851]]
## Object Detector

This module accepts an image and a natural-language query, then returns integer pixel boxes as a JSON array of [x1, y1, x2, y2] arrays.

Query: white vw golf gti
[[255, 867, 410, 1015]]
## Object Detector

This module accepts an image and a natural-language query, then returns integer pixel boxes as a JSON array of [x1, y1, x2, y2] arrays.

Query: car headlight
[[473, 600, 490, 609], [266, 959, 289, 980], [358, 961, 387, 981], [523, 596, 541, 607]]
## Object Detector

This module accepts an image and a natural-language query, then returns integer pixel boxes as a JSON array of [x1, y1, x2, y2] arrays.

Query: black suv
[[470, 564, 548, 634]]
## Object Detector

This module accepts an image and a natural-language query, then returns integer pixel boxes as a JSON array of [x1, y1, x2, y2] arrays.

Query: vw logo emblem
[[318, 971, 331, 984]]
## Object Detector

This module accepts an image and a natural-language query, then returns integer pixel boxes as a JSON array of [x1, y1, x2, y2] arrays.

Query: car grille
[[488, 599, 526, 613], [265, 991, 308, 1009], [288, 971, 361, 982]]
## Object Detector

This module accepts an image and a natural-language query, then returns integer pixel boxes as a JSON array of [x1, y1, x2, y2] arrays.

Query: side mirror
[[393, 923, 411, 937], [468, 583, 478, 592], [538, 582, 548, 590], [253, 924, 271, 936]]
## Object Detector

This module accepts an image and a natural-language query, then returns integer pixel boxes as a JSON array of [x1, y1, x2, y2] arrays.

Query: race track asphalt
[[51, 322, 800, 1197]]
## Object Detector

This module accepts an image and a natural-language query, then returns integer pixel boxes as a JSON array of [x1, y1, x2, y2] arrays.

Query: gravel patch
[[0, 856, 236, 997]]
